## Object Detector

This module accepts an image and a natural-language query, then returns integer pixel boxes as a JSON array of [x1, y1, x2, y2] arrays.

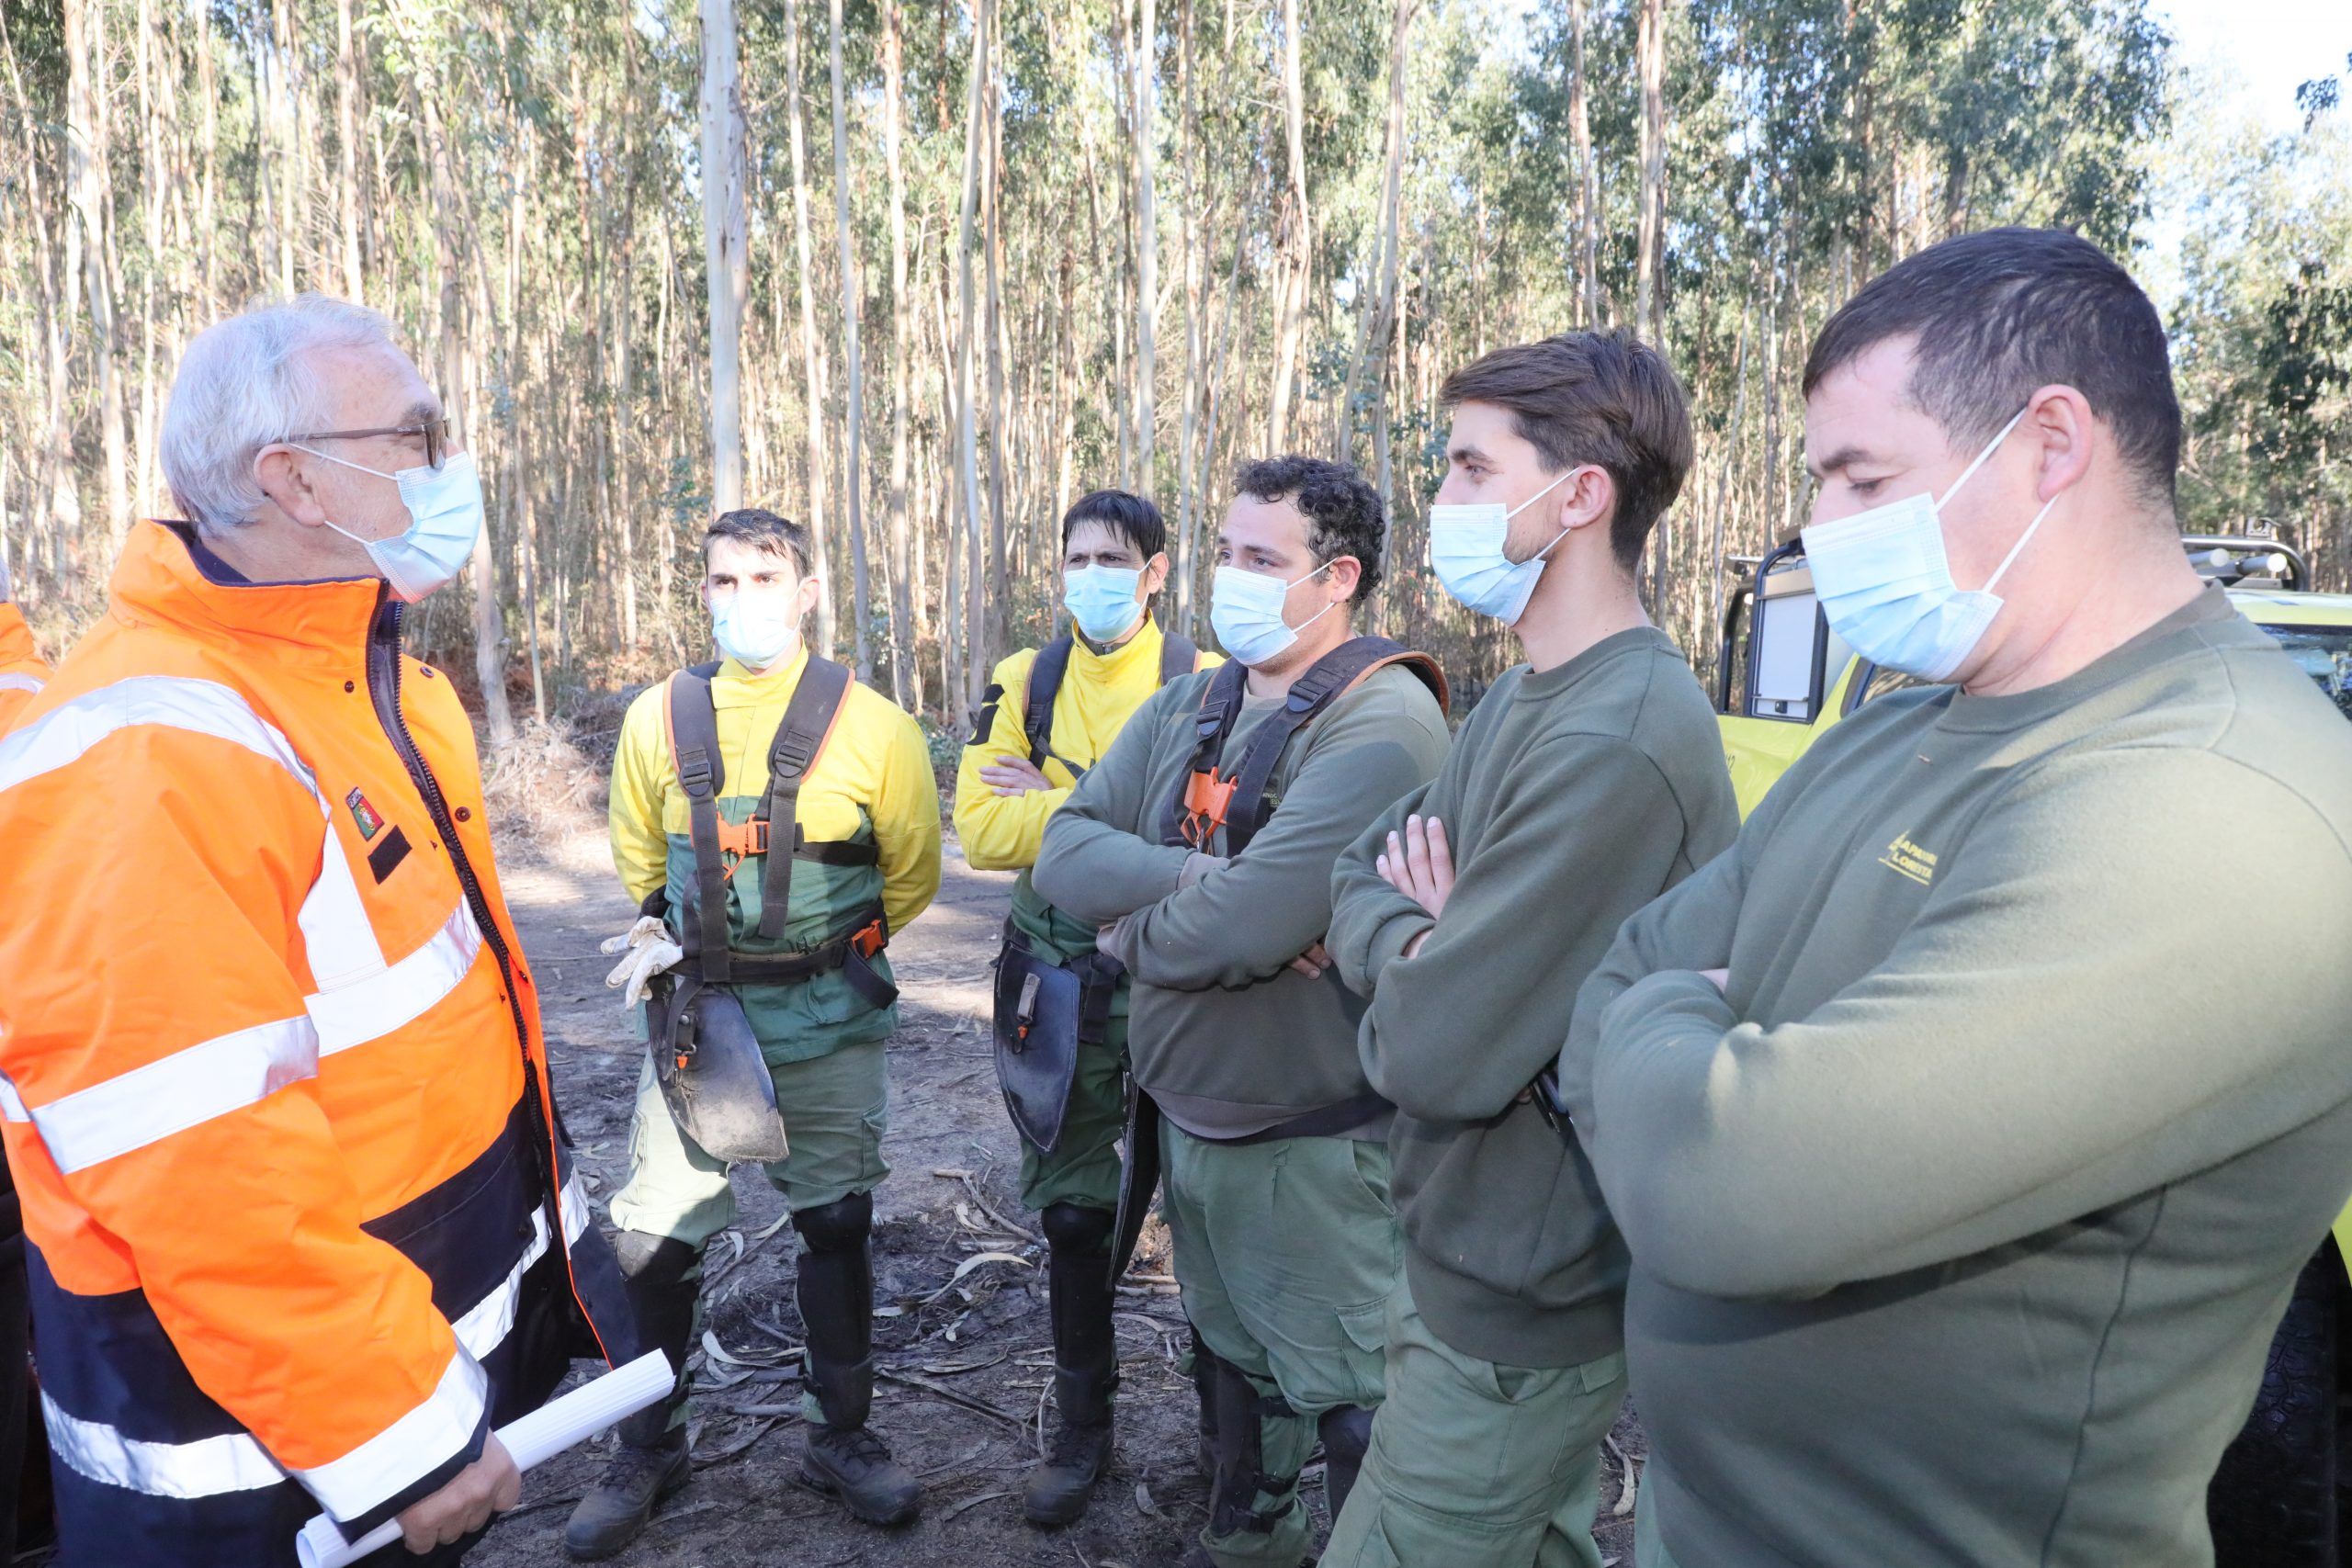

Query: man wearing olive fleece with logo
[[1321, 330, 1736, 1568], [1561, 226, 2352, 1568]]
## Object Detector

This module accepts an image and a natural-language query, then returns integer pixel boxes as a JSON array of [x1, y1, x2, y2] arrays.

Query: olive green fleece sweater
[[1328, 627, 1737, 1370], [1033, 661, 1451, 1137], [1560, 588, 2352, 1568]]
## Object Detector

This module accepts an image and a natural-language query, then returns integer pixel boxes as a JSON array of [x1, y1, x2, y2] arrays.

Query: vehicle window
[[2254, 626, 2352, 722], [1749, 587, 1821, 720]]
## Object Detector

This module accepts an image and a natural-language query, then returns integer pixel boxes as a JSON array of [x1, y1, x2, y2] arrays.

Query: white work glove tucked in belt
[[602, 916, 684, 1007]]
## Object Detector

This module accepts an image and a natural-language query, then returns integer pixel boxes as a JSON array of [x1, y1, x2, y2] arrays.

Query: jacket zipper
[[365, 602, 582, 1315]]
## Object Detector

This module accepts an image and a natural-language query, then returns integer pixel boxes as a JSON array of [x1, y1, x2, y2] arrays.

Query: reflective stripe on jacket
[[0, 522, 635, 1564]]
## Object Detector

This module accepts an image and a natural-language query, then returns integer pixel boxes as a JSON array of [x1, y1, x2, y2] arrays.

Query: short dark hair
[[1440, 330, 1695, 575], [1061, 489, 1167, 560], [1802, 227, 2181, 506], [705, 508, 812, 577], [1232, 455, 1386, 604]]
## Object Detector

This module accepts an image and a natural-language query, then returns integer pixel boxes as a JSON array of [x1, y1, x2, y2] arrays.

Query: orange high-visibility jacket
[[0, 522, 636, 1564], [0, 600, 45, 731]]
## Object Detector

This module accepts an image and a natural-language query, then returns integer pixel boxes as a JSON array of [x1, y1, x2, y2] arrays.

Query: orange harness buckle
[[1180, 770, 1238, 848], [714, 817, 772, 874], [851, 918, 888, 960]]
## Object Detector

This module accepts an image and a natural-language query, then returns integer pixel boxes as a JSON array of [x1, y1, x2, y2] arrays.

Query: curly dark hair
[[1232, 455, 1386, 604]]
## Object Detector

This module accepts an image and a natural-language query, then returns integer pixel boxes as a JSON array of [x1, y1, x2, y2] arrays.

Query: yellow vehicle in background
[[1712, 530, 2352, 1566]]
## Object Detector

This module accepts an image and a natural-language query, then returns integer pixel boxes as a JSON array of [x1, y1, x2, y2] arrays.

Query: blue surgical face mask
[[1427, 468, 1576, 625], [710, 589, 803, 671], [1063, 565, 1146, 643], [303, 447, 485, 604], [1210, 559, 1336, 667], [1800, 406, 2056, 683]]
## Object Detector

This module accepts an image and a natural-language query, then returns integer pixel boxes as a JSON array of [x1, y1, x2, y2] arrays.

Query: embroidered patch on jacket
[[1878, 833, 1938, 887], [345, 787, 386, 842]]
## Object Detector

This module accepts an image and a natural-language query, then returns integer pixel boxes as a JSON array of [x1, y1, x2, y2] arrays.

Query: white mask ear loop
[[1511, 468, 1581, 565], [1982, 492, 2058, 596], [1504, 468, 1576, 523], [1933, 405, 2032, 509], [1287, 556, 1343, 634]]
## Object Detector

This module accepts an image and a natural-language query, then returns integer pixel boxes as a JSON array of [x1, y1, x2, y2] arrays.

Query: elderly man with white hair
[[0, 295, 639, 1566]]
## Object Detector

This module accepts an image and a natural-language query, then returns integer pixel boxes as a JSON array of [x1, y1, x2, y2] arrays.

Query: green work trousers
[[606, 1039, 890, 1427], [606, 1038, 891, 1247], [1016, 1011, 1131, 1213], [1161, 1122, 1401, 1568], [1320, 1280, 1627, 1568], [1634, 1483, 1675, 1568]]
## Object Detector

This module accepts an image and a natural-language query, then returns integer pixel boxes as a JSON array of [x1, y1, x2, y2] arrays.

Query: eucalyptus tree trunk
[[955, 0, 990, 716], [1267, 0, 1308, 454], [335, 0, 363, 300], [272, 0, 297, 292], [135, 0, 161, 522], [699, 0, 749, 514], [64, 0, 128, 536], [882, 0, 915, 705], [0, 11, 78, 551], [197, 22, 217, 305], [784, 0, 838, 656], [1634, 0, 1668, 346], [829, 0, 872, 676], [982, 0, 1010, 659], [1570, 0, 1600, 326], [1337, 0, 1414, 465], [1173, 0, 1204, 633], [419, 85, 514, 746], [1133, 0, 1158, 489]]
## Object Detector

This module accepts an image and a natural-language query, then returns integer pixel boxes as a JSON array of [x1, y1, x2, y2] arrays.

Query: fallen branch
[[876, 1367, 1027, 1428], [941, 1487, 1015, 1523]]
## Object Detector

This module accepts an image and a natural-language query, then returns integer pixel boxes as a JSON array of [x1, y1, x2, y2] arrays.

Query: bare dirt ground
[[469, 815, 1647, 1568]]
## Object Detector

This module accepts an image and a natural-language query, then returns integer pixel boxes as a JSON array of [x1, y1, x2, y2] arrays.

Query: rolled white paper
[[294, 1351, 675, 1568]]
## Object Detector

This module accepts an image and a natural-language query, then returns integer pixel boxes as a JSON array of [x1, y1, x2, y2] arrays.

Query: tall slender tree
[[699, 0, 750, 513], [830, 0, 871, 674]]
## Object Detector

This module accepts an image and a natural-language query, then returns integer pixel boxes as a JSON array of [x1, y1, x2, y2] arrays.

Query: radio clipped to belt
[[647, 656, 895, 1164]]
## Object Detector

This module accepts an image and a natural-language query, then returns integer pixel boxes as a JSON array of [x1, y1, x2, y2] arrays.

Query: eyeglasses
[[288, 417, 451, 471]]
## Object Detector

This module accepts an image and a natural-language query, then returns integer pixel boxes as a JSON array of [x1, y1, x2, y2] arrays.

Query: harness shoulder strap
[[756, 655, 857, 942], [1175, 638, 1449, 856], [1158, 632, 1200, 686], [1159, 659, 1250, 846], [1022, 637, 1074, 768], [665, 669, 732, 985]]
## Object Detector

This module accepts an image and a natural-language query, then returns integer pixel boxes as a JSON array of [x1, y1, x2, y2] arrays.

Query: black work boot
[[795, 1193, 921, 1527], [565, 1234, 702, 1561], [1023, 1203, 1120, 1526], [1317, 1404, 1375, 1523]]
